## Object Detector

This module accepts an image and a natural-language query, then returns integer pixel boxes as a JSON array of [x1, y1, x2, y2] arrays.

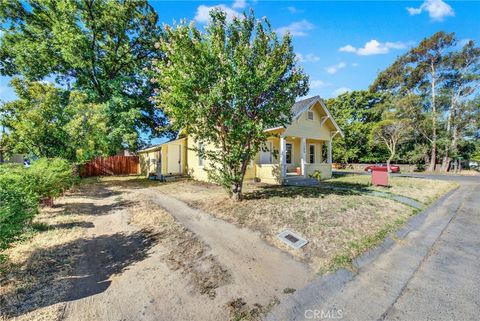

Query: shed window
[[307, 111, 314, 120]]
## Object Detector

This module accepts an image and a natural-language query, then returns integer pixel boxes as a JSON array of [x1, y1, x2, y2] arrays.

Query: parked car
[[364, 163, 400, 173]]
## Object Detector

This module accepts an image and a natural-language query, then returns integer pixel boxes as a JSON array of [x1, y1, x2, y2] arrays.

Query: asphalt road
[[268, 174, 480, 321]]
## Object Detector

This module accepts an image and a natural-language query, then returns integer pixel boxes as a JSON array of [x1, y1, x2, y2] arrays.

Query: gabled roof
[[137, 137, 186, 153], [266, 96, 344, 138], [291, 96, 321, 118]]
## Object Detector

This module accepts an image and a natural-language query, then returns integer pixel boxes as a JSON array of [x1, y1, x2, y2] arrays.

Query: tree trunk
[[231, 183, 242, 201], [230, 157, 250, 201], [441, 156, 451, 172], [427, 62, 437, 172], [386, 158, 391, 174], [441, 95, 455, 173]]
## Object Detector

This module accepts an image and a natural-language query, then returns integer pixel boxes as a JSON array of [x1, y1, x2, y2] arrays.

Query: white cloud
[[310, 80, 329, 89], [275, 20, 314, 37], [339, 45, 356, 53], [352, 63, 359, 67], [232, 0, 247, 9], [339, 40, 408, 56], [407, 0, 455, 21], [325, 62, 346, 74], [296, 53, 320, 63], [332, 87, 351, 97], [194, 4, 241, 23], [286, 6, 304, 14]]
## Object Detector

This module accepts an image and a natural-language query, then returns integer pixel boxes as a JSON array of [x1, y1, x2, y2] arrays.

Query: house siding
[[284, 102, 332, 141], [139, 97, 341, 184]]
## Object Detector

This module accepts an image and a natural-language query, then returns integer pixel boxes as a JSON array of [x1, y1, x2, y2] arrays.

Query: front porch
[[253, 135, 338, 184]]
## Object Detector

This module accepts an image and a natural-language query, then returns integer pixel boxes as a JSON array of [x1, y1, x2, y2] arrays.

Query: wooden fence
[[79, 156, 140, 177]]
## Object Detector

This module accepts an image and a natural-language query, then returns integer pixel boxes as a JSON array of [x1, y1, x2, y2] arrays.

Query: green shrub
[[309, 170, 322, 182], [28, 158, 76, 199], [0, 158, 76, 249], [0, 167, 38, 249]]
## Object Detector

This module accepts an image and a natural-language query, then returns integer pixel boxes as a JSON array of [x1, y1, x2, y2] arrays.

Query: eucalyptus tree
[[439, 40, 480, 171], [152, 10, 308, 200], [371, 32, 455, 171]]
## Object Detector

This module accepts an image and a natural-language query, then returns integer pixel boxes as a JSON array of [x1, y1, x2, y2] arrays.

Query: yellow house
[[138, 96, 343, 184]]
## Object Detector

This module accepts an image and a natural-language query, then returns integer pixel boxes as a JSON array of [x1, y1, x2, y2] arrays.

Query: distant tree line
[[327, 32, 479, 172]]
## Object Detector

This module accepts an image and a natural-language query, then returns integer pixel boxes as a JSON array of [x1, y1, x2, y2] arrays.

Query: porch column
[[300, 137, 307, 177], [328, 139, 332, 164], [279, 136, 287, 178]]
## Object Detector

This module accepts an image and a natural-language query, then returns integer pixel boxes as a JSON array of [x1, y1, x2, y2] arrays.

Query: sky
[[152, 0, 479, 99], [0, 0, 479, 143]]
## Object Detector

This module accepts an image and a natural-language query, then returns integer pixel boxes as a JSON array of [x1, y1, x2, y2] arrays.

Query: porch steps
[[283, 176, 320, 186]]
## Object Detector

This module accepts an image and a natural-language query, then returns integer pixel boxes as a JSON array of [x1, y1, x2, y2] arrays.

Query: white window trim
[[309, 144, 316, 164], [307, 110, 314, 121], [286, 143, 293, 165]]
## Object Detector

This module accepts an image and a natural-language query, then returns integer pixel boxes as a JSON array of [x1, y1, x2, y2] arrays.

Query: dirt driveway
[[53, 178, 313, 321]]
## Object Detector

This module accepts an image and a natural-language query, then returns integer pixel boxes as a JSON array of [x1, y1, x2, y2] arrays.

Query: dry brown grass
[[0, 190, 91, 320], [325, 174, 458, 204], [152, 180, 413, 272]]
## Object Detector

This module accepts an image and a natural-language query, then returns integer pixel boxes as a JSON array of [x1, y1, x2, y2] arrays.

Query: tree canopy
[[326, 90, 385, 163], [0, 78, 108, 163], [152, 10, 308, 199], [0, 0, 170, 153]]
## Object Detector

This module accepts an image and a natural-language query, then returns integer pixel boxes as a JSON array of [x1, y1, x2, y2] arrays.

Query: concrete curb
[[352, 185, 459, 270], [266, 185, 462, 321]]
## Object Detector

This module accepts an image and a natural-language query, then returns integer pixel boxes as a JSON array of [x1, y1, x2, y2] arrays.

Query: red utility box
[[371, 170, 389, 186]]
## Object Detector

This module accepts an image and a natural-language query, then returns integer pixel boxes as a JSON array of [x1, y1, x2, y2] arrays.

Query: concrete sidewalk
[[267, 178, 479, 321]]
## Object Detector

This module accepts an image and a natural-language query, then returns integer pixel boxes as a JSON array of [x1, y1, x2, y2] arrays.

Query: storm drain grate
[[277, 230, 308, 249]]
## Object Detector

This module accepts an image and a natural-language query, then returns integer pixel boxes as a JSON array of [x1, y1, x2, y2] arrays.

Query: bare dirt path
[[142, 189, 313, 302], [59, 179, 312, 321]]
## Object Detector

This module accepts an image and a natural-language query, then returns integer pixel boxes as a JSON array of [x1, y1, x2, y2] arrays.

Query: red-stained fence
[[79, 156, 140, 177]]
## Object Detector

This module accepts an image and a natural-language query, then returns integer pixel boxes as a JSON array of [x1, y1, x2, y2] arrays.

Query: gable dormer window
[[307, 110, 314, 120]]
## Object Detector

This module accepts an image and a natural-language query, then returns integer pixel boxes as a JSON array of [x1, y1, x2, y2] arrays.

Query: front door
[[167, 144, 181, 174], [260, 142, 272, 164]]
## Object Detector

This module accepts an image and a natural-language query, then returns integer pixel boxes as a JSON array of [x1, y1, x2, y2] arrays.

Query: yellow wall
[[255, 164, 281, 184], [284, 101, 333, 140], [139, 149, 161, 176], [187, 135, 256, 183], [305, 163, 332, 179], [139, 138, 187, 176], [145, 101, 337, 184]]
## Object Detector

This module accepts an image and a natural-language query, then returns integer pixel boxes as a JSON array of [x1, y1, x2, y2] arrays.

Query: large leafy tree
[[152, 10, 308, 200], [439, 40, 480, 171], [0, 78, 108, 163], [326, 91, 385, 163], [1, 78, 71, 159], [371, 32, 455, 171], [0, 0, 169, 152]]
